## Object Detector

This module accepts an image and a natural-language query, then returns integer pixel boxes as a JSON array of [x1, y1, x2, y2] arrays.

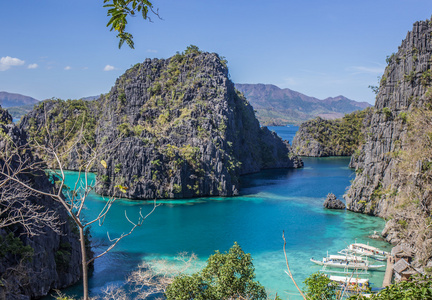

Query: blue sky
[[0, 1, 431, 104]]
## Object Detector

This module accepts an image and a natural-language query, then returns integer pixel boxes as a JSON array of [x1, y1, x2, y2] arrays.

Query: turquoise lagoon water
[[53, 126, 389, 299]]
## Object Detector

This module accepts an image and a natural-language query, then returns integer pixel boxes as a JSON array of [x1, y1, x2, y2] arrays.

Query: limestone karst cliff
[[20, 48, 303, 200], [292, 109, 372, 157], [0, 107, 82, 299], [344, 19, 432, 267]]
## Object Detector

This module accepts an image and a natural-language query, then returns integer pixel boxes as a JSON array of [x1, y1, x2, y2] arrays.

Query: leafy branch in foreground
[[165, 242, 267, 300], [104, 0, 161, 49], [348, 274, 432, 299], [93, 243, 280, 300]]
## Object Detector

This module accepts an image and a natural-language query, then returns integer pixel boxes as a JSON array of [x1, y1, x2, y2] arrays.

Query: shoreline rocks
[[323, 193, 346, 209]]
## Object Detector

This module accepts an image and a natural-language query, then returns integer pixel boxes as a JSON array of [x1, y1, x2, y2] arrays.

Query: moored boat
[[340, 243, 388, 261], [329, 275, 370, 291], [310, 254, 385, 270]]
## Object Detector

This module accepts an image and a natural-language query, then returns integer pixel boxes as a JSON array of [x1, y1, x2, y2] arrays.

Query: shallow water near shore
[[49, 126, 389, 299]]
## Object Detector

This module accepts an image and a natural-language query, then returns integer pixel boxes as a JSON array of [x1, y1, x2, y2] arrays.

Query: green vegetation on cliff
[[344, 19, 432, 268], [23, 98, 98, 170], [20, 46, 302, 200], [374, 88, 432, 265], [292, 108, 372, 157], [27, 99, 97, 145]]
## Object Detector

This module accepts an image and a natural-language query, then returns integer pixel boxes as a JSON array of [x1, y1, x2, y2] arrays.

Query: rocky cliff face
[[0, 107, 81, 299], [292, 109, 372, 157], [344, 20, 432, 267], [21, 49, 302, 200]]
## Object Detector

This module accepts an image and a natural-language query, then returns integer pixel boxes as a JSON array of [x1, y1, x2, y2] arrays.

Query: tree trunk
[[79, 226, 89, 300]]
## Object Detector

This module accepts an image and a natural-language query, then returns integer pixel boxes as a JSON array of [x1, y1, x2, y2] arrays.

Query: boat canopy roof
[[328, 254, 365, 261], [352, 243, 382, 251], [329, 275, 369, 284]]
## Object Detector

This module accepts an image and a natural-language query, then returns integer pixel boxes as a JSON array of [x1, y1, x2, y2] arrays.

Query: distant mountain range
[[0, 92, 99, 120], [0, 92, 40, 120], [235, 84, 371, 125], [0, 91, 39, 108], [1, 86, 371, 125]]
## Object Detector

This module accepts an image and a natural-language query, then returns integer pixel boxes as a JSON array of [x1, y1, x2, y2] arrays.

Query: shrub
[[118, 92, 126, 105], [404, 70, 415, 84], [0, 233, 33, 261], [382, 107, 392, 120], [348, 274, 432, 299], [398, 112, 408, 123], [184, 45, 201, 55], [303, 272, 338, 300], [55, 242, 72, 272], [421, 69, 432, 86], [165, 243, 267, 300]]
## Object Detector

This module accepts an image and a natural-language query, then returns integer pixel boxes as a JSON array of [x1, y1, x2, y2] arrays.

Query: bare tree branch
[[95, 251, 197, 300], [0, 181, 63, 236], [0, 106, 156, 300], [282, 231, 308, 300], [88, 200, 159, 264]]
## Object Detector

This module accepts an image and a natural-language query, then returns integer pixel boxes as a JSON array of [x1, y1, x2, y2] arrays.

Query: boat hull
[[310, 258, 384, 270]]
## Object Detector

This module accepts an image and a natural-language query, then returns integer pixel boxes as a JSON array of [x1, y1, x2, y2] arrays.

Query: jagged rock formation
[[235, 83, 371, 125], [323, 193, 346, 209], [21, 49, 303, 200], [292, 109, 372, 157], [344, 19, 432, 267], [0, 107, 82, 299]]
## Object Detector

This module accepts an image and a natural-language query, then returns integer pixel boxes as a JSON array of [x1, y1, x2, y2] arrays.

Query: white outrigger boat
[[310, 254, 385, 270], [339, 243, 388, 261], [329, 275, 370, 291]]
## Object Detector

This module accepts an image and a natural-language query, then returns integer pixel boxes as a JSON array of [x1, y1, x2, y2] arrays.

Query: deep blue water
[[268, 125, 299, 144], [50, 127, 388, 299]]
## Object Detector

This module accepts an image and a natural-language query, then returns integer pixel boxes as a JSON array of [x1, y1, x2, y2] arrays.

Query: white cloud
[[28, 63, 38, 69], [0, 56, 25, 71], [104, 65, 115, 71], [64, 66, 71, 70], [147, 49, 158, 53]]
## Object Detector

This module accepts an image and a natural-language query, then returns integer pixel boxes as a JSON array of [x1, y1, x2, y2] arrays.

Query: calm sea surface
[[53, 126, 388, 299]]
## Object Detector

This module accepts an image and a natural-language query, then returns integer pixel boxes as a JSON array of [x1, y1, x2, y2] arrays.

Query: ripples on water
[[50, 126, 389, 300]]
